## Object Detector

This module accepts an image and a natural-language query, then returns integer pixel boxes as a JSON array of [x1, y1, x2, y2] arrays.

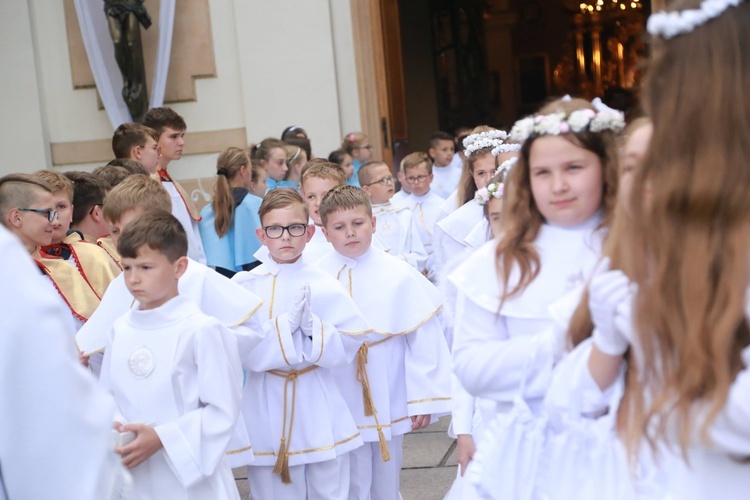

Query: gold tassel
[[376, 425, 391, 462], [272, 438, 287, 475], [357, 344, 375, 416]]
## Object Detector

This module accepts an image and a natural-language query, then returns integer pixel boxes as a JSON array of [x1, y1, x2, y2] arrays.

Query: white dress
[[0, 226, 131, 500], [99, 296, 242, 500]]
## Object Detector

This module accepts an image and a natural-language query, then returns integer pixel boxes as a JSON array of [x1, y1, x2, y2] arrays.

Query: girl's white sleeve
[[452, 290, 555, 402], [707, 346, 750, 455]]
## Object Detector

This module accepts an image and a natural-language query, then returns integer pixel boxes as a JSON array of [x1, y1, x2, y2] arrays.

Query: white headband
[[463, 130, 509, 157], [647, 0, 742, 39]]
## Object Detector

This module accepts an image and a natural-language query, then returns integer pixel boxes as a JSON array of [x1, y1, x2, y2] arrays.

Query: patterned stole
[[33, 248, 101, 321], [96, 235, 121, 266], [61, 233, 122, 296], [157, 168, 202, 221]]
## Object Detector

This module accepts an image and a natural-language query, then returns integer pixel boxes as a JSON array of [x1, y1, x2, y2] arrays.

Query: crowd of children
[[2, 1, 749, 498]]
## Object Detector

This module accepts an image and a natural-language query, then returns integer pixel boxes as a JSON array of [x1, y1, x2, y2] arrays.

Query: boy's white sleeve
[[452, 291, 556, 402], [155, 322, 243, 488], [404, 314, 453, 416], [240, 314, 305, 371], [406, 216, 428, 273], [299, 314, 362, 369]]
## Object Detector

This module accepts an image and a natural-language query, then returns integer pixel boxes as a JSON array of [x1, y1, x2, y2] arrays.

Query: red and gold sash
[[61, 233, 122, 296], [33, 248, 101, 321], [96, 235, 121, 266], [158, 168, 202, 221]]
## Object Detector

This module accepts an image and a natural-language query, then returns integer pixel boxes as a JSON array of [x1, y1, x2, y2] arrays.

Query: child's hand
[[79, 351, 90, 368], [410, 414, 431, 430], [115, 423, 163, 469], [456, 434, 476, 476]]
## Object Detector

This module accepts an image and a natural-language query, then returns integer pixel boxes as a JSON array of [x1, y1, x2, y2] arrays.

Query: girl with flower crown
[[448, 97, 622, 497], [433, 126, 519, 283], [341, 131, 372, 187], [580, 1, 750, 498]]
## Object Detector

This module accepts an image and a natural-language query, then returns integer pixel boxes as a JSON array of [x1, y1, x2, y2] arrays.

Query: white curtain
[[73, 0, 175, 129]]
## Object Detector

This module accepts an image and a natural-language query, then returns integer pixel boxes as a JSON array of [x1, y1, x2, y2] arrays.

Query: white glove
[[288, 283, 313, 337], [588, 258, 632, 356], [300, 284, 313, 338]]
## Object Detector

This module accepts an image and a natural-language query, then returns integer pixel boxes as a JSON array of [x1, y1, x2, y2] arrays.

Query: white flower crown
[[510, 104, 625, 143], [475, 182, 504, 206], [647, 0, 742, 39], [495, 156, 518, 176], [491, 143, 521, 157], [463, 130, 509, 157]]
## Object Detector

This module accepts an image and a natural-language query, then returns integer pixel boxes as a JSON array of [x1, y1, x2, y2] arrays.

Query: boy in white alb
[[299, 161, 348, 262], [402, 152, 446, 282], [143, 107, 207, 264], [317, 186, 452, 500], [232, 188, 375, 499], [391, 156, 412, 206], [75, 175, 263, 467], [428, 131, 461, 199], [359, 160, 427, 273], [99, 211, 242, 499]]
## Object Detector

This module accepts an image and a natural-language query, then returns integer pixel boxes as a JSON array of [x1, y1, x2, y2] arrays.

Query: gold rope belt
[[356, 335, 394, 462], [267, 365, 319, 483]]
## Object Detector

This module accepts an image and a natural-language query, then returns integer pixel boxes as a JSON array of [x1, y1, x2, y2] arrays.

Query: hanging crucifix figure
[[104, 0, 151, 123]]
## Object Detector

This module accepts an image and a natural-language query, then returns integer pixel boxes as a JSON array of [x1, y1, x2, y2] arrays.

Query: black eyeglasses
[[18, 208, 58, 222], [405, 174, 430, 184], [365, 176, 395, 187], [263, 224, 308, 239]]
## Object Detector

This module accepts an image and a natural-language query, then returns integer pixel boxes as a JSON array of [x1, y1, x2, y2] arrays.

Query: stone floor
[[233, 417, 457, 499]]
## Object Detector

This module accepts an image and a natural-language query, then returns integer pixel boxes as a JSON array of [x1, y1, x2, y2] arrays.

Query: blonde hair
[[357, 160, 388, 186], [623, 0, 750, 459], [33, 170, 74, 202], [401, 152, 432, 175], [341, 132, 368, 155], [300, 161, 347, 188], [258, 188, 309, 224], [212, 147, 250, 237], [495, 97, 619, 302], [102, 175, 171, 224], [319, 185, 372, 226]]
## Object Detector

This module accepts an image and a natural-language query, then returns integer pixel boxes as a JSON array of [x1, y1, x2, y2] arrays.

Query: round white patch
[[128, 346, 155, 378]]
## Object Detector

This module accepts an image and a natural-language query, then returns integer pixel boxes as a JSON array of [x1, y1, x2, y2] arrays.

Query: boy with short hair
[[317, 186, 452, 500], [0, 174, 99, 328], [111, 122, 161, 174], [99, 210, 243, 499], [33, 170, 121, 299], [428, 131, 460, 199], [402, 152, 446, 281], [92, 164, 132, 187], [75, 176, 265, 468], [391, 155, 412, 206], [143, 106, 207, 265], [64, 171, 112, 240], [358, 160, 427, 272], [299, 161, 347, 261], [231, 188, 373, 499]]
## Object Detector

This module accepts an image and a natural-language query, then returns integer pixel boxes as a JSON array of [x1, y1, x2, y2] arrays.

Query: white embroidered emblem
[[128, 346, 155, 378]]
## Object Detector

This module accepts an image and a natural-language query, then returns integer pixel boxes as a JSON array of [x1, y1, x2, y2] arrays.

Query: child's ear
[[306, 224, 315, 243], [320, 224, 330, 242], [361, 185, 373, 198], [7, 209, 22, 229], [371, 215, 377, 233], [174, 256, 189, 278], [255, 227, 267, 245]]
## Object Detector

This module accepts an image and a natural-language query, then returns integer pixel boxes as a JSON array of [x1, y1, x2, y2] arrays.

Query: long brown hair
[[212, 147, 250, 237], [457, 126, 500, 206], [624, 0, 750, 458], [495, 97, 619, 302]]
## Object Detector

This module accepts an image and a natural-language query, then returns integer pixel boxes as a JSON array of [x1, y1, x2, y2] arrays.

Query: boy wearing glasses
[[231, 188, 373, 499], [0, 174, 99, 330], [317, 186, 452, 500], [33, 170, 121, 302], [402, 152, 445, 282], [358, 160, 427, 273]]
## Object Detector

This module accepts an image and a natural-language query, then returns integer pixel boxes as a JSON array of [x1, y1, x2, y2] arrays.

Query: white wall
[[0, 0, 363, 179]]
